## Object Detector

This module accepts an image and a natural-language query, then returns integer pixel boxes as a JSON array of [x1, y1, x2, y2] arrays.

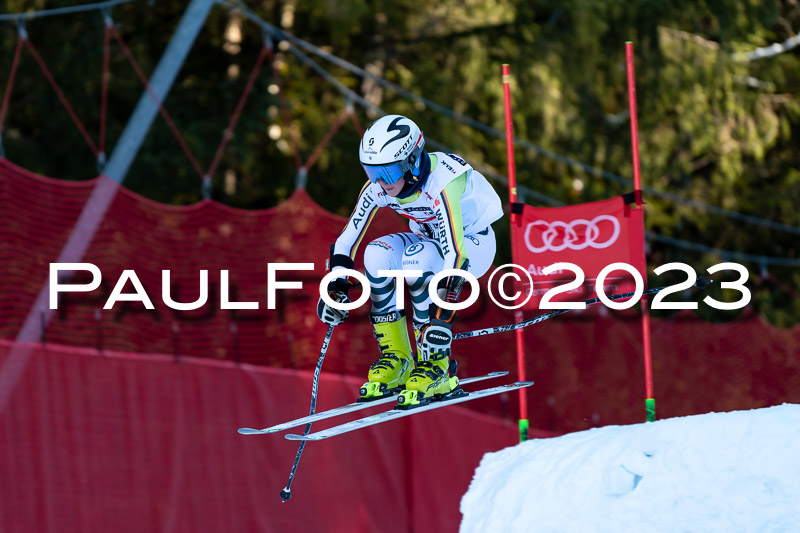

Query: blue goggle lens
[[361, 162, 406, 185]]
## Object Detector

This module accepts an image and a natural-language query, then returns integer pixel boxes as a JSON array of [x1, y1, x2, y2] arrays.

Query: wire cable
[[206, 45, 269, 181], [0, 36, 23, 135], [0, 0, 137, 21], [228, 0, 800, 237], [23, 36, 100, 156], [111, 25, 206, 178]]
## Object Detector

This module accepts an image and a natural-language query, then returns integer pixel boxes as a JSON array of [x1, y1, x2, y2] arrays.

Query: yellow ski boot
[[398, 320, 462, 408], [359, 311, 415, 401]]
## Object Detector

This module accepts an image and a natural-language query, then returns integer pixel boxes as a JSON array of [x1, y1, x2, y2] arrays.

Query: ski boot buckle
[[397, 389, 428, 409], [358, 381, 398, 402]]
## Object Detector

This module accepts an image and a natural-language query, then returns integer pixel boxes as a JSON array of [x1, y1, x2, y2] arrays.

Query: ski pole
[[280, 323, 335, 502], [454, 276, 712, 340]]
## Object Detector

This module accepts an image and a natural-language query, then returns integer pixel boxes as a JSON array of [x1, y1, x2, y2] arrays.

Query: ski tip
[[237, 428, 265, 435], [514, 381, 535, 387], [488, 371, 510, 377]]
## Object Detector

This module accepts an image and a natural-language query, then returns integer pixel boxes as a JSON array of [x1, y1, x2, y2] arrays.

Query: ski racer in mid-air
[[316, 115, 504, 407]]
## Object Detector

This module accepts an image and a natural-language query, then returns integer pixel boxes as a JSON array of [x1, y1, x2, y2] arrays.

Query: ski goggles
[[361, 160, 410, 185]]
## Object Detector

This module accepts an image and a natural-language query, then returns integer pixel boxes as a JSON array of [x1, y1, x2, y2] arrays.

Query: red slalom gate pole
[[625, 42, 655, 422], [502, 64, 529, 442]]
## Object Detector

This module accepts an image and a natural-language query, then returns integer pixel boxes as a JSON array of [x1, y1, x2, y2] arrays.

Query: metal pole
[[501, 64, 529, 443], [0, 0, 215, 413], [625, 41, 655, 422]]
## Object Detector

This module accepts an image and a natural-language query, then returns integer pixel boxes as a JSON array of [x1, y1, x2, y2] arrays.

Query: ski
[[284, 381, 533, 441], [237, 371, 509, 435]]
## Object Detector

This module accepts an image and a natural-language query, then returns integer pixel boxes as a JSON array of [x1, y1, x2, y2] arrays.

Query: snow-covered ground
[[461, 405, 800, 533]]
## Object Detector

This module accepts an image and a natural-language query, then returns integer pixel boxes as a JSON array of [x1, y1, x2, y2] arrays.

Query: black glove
[[417, 318, 453, 361], [316, 277, 353, 326], [418, 262, 470, 360]]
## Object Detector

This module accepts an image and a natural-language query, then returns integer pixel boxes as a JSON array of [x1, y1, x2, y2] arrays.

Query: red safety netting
[[2, 157, 800, 434], [0, 339, 530, 533]]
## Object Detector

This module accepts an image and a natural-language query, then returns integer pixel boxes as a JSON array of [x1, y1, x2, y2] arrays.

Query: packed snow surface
[[460, 405, 800, 533]]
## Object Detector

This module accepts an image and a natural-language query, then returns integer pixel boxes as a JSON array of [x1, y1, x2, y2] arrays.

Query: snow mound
[[460, 405, 800, 533]]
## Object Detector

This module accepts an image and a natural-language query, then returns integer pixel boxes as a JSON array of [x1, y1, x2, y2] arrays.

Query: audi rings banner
[[511, 195, 646, 310]]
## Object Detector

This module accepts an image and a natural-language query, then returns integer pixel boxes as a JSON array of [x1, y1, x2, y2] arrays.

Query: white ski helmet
[[359, 115, 425, 185]]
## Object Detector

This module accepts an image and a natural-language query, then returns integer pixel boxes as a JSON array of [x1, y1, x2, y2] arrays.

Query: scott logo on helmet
[[393, 136, 413, 158], [381, 117, 411, 151]]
